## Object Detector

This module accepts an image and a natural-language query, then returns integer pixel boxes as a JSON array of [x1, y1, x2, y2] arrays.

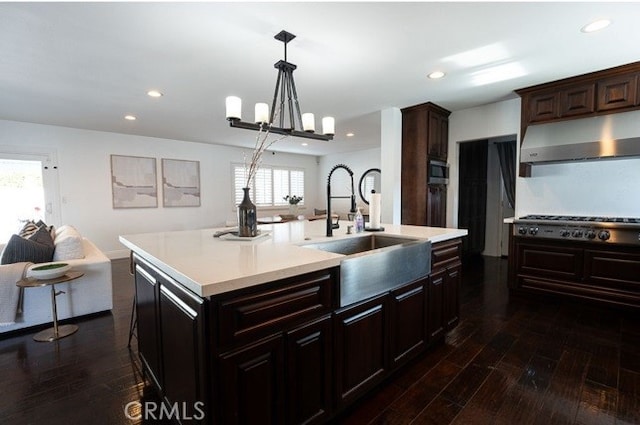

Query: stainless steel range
[[513, 215, 640, 245]]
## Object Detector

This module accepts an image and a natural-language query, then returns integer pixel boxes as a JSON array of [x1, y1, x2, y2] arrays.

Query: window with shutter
[[232, 164, 305, 208]]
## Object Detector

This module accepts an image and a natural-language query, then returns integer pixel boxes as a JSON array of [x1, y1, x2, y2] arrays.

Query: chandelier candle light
[[225, 30, 335, 141]]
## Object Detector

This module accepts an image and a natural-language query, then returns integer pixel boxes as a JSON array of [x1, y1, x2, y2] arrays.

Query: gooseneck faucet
[[327, 164, 357, 237]]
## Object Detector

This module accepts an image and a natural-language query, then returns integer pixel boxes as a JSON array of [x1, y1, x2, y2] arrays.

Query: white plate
[[219, 230, 272, 241], [29, 263, 71, 280]]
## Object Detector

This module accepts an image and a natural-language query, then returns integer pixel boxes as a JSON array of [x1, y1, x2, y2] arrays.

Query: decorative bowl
[[29, 263, 71, 280]]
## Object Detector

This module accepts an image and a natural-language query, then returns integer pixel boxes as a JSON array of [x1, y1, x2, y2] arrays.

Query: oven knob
[[518, 226, 528, 235], [529, 227, 539, 236], [572, 230, 583, 238], [586, 230, 596, 239], [559, 229, 570, 237], [598, 230, 610, 241]]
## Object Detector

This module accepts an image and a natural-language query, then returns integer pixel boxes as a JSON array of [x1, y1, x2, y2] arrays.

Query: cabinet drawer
[[432, 239, 462, 270], [216, 269, 336, 348], [584, 249, 640, 291]]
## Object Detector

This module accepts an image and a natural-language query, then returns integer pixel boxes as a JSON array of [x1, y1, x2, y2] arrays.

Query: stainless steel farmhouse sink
[[302, 234, 432, 306]]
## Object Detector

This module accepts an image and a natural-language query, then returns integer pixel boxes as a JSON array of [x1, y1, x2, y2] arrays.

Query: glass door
[[0, 151, 60, 243]]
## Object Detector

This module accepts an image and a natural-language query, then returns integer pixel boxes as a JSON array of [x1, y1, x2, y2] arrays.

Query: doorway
[[457, 136, 516, 257], [0, 151, 60, 242]]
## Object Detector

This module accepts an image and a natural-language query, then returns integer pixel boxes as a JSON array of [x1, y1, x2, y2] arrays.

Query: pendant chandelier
[[225, 30, 334, 141]]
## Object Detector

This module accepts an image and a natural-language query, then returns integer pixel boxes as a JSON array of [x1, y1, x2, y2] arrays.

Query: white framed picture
[[110, 155, 158, 209], [162, 158, 201, 207]]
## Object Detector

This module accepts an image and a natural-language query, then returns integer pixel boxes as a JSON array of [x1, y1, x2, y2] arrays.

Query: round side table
[[17, 271, 85, 342]]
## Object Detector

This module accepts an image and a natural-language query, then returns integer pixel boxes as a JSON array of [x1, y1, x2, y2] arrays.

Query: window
[[232, 164, 304, 208], [0, 151, 60, 243]]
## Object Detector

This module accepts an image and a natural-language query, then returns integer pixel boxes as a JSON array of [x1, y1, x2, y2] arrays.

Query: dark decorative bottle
[[238, 187, 257, 237]]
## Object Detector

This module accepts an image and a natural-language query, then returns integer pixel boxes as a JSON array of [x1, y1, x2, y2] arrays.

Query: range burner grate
[[520, 215, 640, 224]]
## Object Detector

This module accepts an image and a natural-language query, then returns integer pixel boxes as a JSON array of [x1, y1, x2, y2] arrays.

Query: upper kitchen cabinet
[[517, 61, 640, 128], [596, 74, 638, 111], [516, 61, 640, 177], [559, 83, 595, 117], [401, 102, 451, 227], [529, 91, 559, 122]]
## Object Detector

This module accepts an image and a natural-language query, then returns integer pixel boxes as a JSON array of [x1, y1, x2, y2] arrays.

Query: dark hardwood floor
[[1, 256, 639, 424]]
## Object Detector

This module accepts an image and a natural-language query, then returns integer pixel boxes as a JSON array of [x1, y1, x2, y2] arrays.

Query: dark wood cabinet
[[427, 184, 447, 228], [285, 315, 332, 425], [334, 295, 388, 408], [401, 101, 451, 227], [529, 92, 559, 122], [133, 237, 464, 424], [560, 84, 595, 117], [214, 269, 338, 425], [134, 261, 163, 391], [516, 61, 640, 177], [509, 237, 640, 308], [158, 278, 207, 423], [389, 279, 426, 369], [426, 268, 444, 342], [134, 255, 209, 424], [597, 74, 638, 111], [218, 335, 285, 425], [429, 239, 462, 339], [428, 110, 449, 160]]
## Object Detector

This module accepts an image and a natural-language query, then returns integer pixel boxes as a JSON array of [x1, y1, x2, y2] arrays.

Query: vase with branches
[[237, 118, 288, 237]]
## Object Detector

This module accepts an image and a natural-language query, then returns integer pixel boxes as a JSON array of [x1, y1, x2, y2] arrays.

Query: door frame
[[0, 145, 61, 227]]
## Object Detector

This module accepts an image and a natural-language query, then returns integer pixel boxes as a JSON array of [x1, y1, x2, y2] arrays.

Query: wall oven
[[427, 160, 449, 185]]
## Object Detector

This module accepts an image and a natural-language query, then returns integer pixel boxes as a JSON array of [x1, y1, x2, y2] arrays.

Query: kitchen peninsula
[[120, 220, 466, 424]]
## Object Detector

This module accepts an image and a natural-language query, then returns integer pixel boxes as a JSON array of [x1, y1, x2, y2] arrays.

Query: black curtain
[[458, 140, 488, 256], [495, 140, 516, 209]]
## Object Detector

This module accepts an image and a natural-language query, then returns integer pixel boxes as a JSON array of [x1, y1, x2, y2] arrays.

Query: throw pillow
[[0, 234, 55, 265], [27, 225, 55, 249], [18, 220, 40, 238], [53, 225, 85, 261]]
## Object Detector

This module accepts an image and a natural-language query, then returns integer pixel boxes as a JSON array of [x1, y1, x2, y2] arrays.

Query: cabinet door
[[444, 264, 461, 331], [218, 335, 284, 425], [334, 295, 387, 408], [597, 74, 638, 111], [426, 269, 445, 344], [529, 92, 559, 122], [389, 280, 426, 369], [559, 84, 595, 117], [427, 184, 446, 227], [159, 279, 207, 424], [516, 240, 583, 281], [285, 315, 332, 425], [428, 111, 448, 160], [134, 262, 163, 391]]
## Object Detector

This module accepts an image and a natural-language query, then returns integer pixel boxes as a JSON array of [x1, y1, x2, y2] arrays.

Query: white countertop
[[119, 220, 467, 297]]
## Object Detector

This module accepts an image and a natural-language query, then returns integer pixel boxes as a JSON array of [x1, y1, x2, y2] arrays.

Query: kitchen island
[[120, 220, 466, 424]]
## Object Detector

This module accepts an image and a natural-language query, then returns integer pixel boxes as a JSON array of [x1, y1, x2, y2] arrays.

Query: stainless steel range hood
[[520, 109, 640, 164]]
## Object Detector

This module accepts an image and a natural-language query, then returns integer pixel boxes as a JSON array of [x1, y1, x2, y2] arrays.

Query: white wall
[[0, 119, 320, 258], [318, 147, 381, 220], [448, 98, 521, 228], [449, 97, 640, 257], [518, 158, 640, 217]]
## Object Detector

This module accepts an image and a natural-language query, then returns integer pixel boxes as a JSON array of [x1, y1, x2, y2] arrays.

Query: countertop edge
[[120, 223, 467, 298]]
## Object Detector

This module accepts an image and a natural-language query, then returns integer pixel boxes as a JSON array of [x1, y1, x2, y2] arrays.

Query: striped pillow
[[0, 234, 55, 265]]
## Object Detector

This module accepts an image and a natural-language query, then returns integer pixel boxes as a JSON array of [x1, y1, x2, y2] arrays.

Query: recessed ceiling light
[[301, 142, 308, 146], [428, 71, 446, 79], [124, 115, 137, 121], [346, 133, 355, 137], [581, 19, 611, 33], [147, 90, 163, 98]]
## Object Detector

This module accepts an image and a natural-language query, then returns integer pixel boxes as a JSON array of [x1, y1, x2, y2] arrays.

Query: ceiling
[[1, 2, 640, 157]]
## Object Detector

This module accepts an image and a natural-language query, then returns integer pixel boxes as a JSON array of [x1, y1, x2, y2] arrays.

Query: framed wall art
[[110, 155, 158, 208], [162, 158, 201, 207]]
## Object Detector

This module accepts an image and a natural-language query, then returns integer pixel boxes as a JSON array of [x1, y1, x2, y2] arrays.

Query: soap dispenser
[[355, 208, 364, 233]]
